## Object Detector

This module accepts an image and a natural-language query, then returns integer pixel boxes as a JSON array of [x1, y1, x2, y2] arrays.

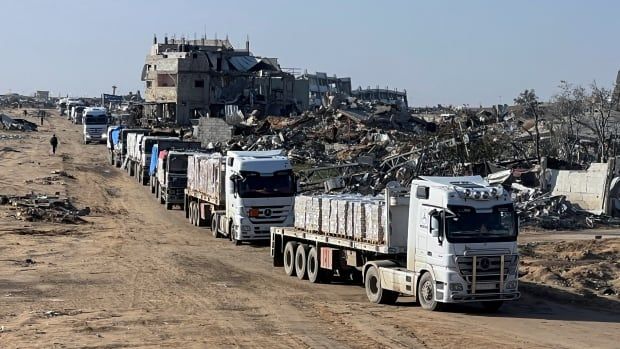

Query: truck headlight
[[85, 135, 91, 139], [449, 283, 464, 291], [241, 225, 251, 232], [505, 280, 518, 290]]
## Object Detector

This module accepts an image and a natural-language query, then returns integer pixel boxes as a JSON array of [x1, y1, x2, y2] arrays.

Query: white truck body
[[185, 150, 296, 243], [271, 176, 519, 310], [82, 107, 108, 144]]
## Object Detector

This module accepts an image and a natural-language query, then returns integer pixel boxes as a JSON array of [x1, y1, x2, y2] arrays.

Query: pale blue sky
[[1, 0, 618, 106]]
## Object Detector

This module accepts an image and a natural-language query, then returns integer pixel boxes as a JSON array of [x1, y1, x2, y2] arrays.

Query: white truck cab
[[224, 150, 296, 242], [376, 176, 520, 310], [82, 107, 108, 144]]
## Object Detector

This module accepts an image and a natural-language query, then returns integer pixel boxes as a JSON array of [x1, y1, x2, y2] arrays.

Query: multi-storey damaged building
[[352, 87, 408, 108], [141, 36, 298, 126], [295, 72, 352, 109]]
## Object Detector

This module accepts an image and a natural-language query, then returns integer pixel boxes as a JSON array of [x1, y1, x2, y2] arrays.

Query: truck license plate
[[475, 283, 496, 291]]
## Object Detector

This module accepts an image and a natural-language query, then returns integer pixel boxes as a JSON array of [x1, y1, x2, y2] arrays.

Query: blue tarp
[[110, 126, 124, 145], [149, 144, 159, 176]]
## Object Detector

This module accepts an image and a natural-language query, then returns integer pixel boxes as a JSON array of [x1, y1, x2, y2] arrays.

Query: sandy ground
[[0, 109, 619, 348]]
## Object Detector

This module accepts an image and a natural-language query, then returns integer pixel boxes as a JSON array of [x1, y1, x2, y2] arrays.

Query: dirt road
[[0, 111, 619, 348]]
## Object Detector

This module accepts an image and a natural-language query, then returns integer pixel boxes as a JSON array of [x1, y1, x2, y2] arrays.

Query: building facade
[[142, 36, 298, 125]]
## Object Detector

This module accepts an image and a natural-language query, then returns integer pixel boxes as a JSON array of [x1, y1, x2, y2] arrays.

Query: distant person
[[23, 110, 28, 117], [50, 134, 58, 155], [40, 114, 44, 125]]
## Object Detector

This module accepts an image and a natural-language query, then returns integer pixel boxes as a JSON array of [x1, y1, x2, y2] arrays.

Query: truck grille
[[456, 255, 517, 293], [87, 127, 105, 137], [249, 206, 289, 224]]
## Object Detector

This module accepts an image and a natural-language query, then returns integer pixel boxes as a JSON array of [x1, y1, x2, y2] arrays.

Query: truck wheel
[[192, 203, 199, 226], [150, 178, 155, 194], [195, 205, 204, 227], [165, 202, 172, 210], [365, 266, 399, 304], [189, 202, 195, 225], [295, 244, 310, 280], [283, 242, 298, 277], [228, 221, 241, 245], [418, 272, 440, 311], [211, 215, 220, 238], [109, 153, 114, 165], [306, 246, 323, 283], [481, 301, 503, 312]]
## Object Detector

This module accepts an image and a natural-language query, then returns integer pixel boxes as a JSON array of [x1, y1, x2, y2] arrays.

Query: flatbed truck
[[271, 176, 520, 311]]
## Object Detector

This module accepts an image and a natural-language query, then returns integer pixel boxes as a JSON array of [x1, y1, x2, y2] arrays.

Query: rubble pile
[[0, 193, 90, 224], [1, 114, 38, 131]]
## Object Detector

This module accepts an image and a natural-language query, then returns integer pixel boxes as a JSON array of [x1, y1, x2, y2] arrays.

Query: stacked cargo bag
[[306, 196, 322, 232], [353, 201, 367, 240], [294, 195, 308, 229], [345, 200, 356, 238], [337, 199, 348, 237], [365, 201, 385, 243], [320, 196, 332, 233], [329, 199, 339, 235]]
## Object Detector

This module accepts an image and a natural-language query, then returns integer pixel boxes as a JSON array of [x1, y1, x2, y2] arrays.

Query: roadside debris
[[0, 193, 90, 224], [25, 170, 75, 185], [1, 114, 38, 131]]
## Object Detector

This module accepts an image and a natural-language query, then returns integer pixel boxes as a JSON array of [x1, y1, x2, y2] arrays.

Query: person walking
[[50, 134, 58, 155]]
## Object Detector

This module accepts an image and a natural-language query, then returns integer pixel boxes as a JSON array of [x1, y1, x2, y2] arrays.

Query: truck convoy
[[97, 122, 520, 312], [184, 150, 296, 245], [82, 107, 108, 144], [271, 176, 519, 310]]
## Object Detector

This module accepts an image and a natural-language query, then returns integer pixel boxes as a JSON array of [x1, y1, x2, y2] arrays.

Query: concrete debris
[[0, 193, 90, 224], [0, 114, 38, 131]]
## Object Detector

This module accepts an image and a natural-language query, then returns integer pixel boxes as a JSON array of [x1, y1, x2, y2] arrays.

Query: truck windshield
[[445, 205, 517, 242], [84, 116, 107, 125], [237, 170, 295, 198]]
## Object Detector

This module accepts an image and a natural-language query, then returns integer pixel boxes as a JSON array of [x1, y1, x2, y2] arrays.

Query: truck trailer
[[185, 150, 296, 244], [112, 128, 149, 168], [129, 136, 200, 185], [153, 149, 202, 210], [271, 176, 520, 311]]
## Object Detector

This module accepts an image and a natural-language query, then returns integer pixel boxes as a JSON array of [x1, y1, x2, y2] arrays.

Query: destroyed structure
[[295, 72, 352, 109], [352, 87, 408, 108], [141, 35, 299, 126]]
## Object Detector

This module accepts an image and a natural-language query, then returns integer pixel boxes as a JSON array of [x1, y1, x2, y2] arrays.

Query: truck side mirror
[[430, 215, 440, 238]]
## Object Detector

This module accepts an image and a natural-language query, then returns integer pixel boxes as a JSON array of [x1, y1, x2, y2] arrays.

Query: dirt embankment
[[520, 238, 620, 302]]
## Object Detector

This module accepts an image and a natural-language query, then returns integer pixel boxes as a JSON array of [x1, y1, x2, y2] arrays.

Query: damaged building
[[141, 35, 298, 126], [352, 87, 408, 108], [295, 72, 352, 109]]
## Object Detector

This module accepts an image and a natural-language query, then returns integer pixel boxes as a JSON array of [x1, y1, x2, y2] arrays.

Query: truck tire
[[159, 189, 165, 204], [150, 178, 155, 194], [306, 246, 322, 283], [109, 153, 114, 165], [365, 266, 399, 304], [283, 241, 298, 277], [211, 215, 220, 238], [481, 301, 503, 312], [165, 202, 172, 210], [228, 221, 241, 245], [189, 202, 195, 225], [192, 203, 199, 226], [295, 244, 310, 280], [418, 272, 441, 311], [155, 182, 159, 198]]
